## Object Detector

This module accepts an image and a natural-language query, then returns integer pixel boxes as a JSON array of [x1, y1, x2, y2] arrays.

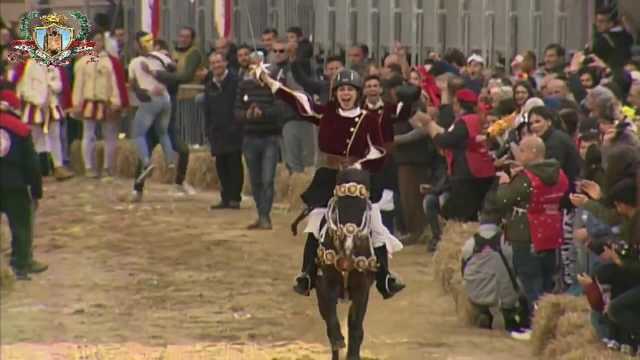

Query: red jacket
[[523, 168, 569, 251], [443, 114, 495, 178]]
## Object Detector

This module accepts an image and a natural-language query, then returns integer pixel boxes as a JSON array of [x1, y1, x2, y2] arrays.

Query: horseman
[[256, 67, 410, 299]]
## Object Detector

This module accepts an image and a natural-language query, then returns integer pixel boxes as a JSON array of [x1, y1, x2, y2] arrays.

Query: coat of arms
[[9, 11, 95, 66]]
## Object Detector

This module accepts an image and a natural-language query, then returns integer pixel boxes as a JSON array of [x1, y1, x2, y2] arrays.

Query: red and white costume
[[14, 59, 71, 168]]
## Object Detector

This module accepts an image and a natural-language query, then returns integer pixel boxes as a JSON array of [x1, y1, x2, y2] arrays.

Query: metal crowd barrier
[[175, 84, 207, 147]]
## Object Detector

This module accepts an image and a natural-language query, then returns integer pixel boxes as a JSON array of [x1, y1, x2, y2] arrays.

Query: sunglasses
[[273, 49, 286, 53]]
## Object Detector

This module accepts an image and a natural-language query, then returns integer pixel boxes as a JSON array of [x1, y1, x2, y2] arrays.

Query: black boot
[[374, 246, 405, 299], [502, 307, 520, 332], [293, 234, 319, 296]]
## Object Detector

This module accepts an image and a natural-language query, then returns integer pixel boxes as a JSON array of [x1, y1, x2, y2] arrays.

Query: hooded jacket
[[461, 224, 519, 308], [496, 159, 565, 245]]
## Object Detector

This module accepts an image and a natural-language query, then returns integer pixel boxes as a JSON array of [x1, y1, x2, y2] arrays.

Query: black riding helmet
[[332, 69, 362, 93]]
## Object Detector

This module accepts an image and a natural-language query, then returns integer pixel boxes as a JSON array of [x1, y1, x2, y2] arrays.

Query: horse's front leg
[[346, 273, 372, 360], [316, 270, 345, 356]]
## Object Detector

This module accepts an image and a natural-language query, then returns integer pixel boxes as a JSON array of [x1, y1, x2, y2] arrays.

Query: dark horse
[[315, 167, 378, 360]]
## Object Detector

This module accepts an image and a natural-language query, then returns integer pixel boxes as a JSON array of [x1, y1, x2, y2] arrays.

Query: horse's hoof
[[332, 339, 346, 350]]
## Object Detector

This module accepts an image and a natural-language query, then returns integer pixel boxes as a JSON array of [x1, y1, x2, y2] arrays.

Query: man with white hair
[[587, 85, 638, 136]]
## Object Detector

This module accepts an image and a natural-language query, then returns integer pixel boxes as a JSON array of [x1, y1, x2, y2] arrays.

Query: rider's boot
[[374, 245, 405, 299], [293, 233, 319, 296]]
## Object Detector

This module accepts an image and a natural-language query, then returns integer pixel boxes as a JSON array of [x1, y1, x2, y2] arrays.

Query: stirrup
[[293, 273, 312, 296]]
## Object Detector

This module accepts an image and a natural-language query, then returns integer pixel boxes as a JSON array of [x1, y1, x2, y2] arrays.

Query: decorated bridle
[[317, 137, 385, 274]]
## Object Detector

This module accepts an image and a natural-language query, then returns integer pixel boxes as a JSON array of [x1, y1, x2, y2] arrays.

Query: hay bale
[[0, 217, 10, 252], [185, 150, 219, 190], [432, 221, 477, 294], [241, 162, 290, 200], [70, 139, 138, 178], [287, 170, 313, 212], [431, 221, 479, 323], [544, 311, 596, 359], [0, 220, 14, 291], [531, 294, 591, 356], [0, 264, 13, 291], [114, 140, 138, 178], [150, 146, 175, 183]]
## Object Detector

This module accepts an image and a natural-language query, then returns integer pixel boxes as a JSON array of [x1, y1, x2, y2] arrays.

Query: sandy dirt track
[[0, 177, 532, 359]]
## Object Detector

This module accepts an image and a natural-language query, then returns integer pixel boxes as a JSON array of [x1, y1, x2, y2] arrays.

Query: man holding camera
[[495, 135, 569, 332]]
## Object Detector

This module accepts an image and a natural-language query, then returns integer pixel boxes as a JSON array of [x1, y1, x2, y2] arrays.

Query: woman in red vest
[[416, 89, 496, 221]]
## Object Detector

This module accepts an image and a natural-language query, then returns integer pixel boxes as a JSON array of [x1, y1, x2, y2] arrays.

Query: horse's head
[[326, 167, 372, 259]]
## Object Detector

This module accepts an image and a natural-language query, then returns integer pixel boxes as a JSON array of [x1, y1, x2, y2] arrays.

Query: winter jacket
[[234, 71, 281, 137], [496, 159, 564, 245], [203, 70, 242, 155], [592, 27, 634, 70], [393, 121, 436, 166], [461, 224, 519, 308]]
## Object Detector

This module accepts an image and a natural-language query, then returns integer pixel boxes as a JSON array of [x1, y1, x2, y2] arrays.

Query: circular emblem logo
[[0, 129, 11, 157]]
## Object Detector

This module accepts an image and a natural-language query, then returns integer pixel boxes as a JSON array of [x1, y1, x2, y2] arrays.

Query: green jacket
[[495, 159, 563, 245], [155, 46, 203, 89]]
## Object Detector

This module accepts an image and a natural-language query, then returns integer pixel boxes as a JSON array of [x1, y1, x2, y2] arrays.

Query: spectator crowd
[[0, 5, 639, 355]]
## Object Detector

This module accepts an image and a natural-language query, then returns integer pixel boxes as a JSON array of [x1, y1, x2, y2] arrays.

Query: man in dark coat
[[203, 52, 243, 210], [0, 89, 47, 280], [592, 6, 634, 71]]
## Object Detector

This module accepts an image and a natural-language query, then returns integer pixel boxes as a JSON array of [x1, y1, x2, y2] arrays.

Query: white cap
[[467, 54, 485, 66]]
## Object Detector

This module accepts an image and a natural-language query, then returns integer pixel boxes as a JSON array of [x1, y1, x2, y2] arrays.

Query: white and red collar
[[338, 107, 362, 118]]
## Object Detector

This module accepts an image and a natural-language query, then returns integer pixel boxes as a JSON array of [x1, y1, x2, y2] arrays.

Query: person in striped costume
[[14, 57, 74, 181]]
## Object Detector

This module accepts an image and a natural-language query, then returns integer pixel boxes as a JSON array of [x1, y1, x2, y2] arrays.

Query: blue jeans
[[131, 94, 176, 166], [243, 135, 280, 220], [512, 243, 558, 310]]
